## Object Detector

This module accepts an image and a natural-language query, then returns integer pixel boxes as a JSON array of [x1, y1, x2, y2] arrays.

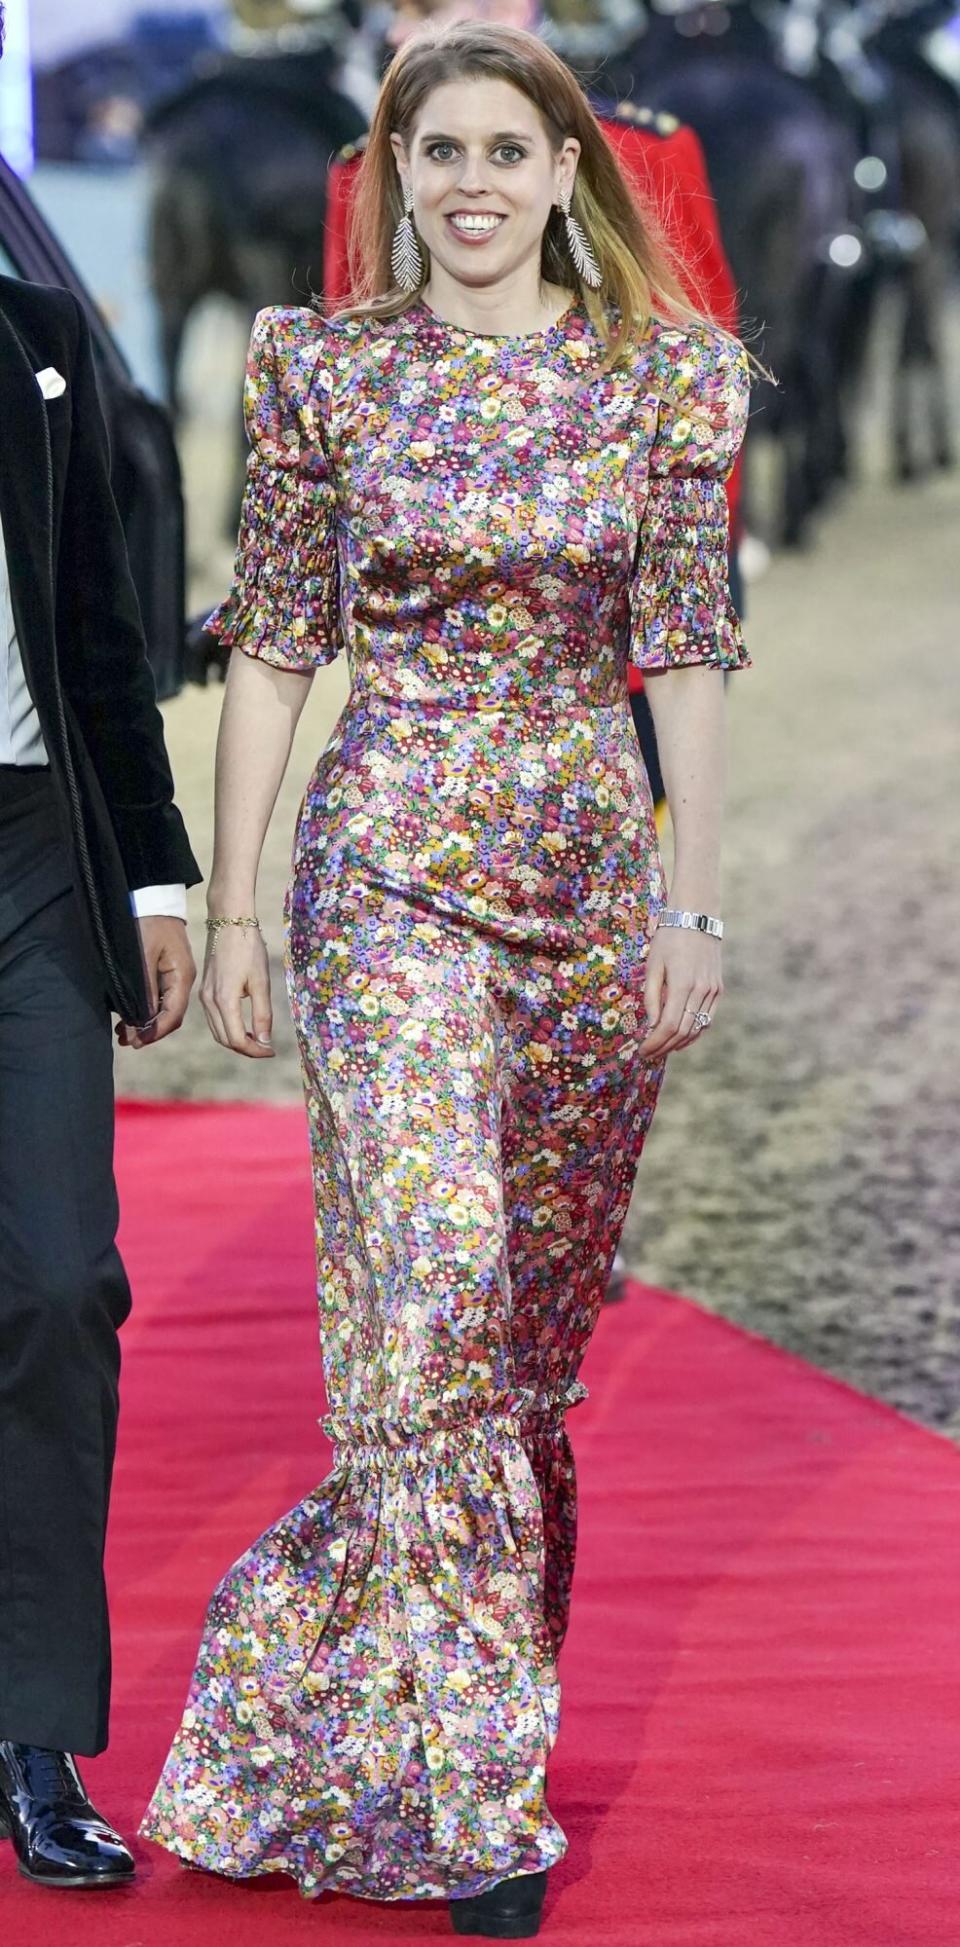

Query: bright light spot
[[829, 234, 864, 270], [854, 156, 888, 193]]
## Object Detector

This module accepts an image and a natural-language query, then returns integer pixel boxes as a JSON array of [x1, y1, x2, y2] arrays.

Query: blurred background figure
[[143, 5, 366, 472], [32, 7, 218, 162]]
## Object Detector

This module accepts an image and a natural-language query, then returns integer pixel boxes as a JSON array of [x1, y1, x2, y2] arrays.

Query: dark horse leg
[[156, 304, 187, 424], [926, 254, 956, 473], [891, 268, 917, 482], [892, 246, 950, 482], [891, 78, 960, 481], [148, 164, 229, 427]]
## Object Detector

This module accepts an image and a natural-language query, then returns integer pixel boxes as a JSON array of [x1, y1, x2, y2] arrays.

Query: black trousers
[[0, 769, 130, 1756]]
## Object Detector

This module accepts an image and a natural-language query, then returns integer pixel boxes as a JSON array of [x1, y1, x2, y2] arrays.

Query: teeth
[[449, 214, 503, 233]]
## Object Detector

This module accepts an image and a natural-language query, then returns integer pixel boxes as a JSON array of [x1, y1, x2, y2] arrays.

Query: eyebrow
[[417, 129, 537, 144]]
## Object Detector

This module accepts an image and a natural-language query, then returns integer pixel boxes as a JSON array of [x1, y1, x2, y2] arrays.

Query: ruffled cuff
[[630, 473, 751, 674], [633, 587, 750, 672], [205, 459, 340, 672]]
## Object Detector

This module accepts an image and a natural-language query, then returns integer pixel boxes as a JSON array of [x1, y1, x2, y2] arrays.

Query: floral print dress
[[141, 300, 749, 1902]]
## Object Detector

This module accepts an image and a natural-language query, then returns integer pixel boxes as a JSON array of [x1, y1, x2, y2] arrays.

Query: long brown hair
[[337, 21, 724, 367]]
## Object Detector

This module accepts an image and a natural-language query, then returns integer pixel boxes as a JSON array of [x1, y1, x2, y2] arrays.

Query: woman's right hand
[[200, 923, 275, 1058]]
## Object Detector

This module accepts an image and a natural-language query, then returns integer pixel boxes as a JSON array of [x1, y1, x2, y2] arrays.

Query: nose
[[456, 152, 494, 196]]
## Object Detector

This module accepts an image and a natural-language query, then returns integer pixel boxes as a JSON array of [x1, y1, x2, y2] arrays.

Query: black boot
[[450, 1869, 548, 1939], [0, 1742, 134, 1888]]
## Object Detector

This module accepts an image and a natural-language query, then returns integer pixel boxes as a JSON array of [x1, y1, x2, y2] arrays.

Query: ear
[[555, 137, 581, 206], [389, 131, 409, 194]]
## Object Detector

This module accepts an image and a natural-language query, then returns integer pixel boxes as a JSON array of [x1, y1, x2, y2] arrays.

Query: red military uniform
[[322, 103, 741, 708], [323, 128, 371, 316], [598, 102, 738, 334]]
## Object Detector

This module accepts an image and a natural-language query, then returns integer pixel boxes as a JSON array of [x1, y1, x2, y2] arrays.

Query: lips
[[445, 211, 506, 241]]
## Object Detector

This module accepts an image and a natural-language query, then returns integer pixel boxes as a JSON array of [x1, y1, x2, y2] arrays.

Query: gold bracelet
[[205, 915, 261, 933]]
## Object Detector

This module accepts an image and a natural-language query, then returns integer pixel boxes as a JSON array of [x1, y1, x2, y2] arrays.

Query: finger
[[641, 988, 695, 1058], [141, 960, 160, 1023], [218, 990, 271, 1059], [249, 970, 274, 1049], [679, 988, 720, 1041], [672, 998, 712, 1054], [672, 1025, 702, 1054], [201, 988, 231, 1051], [669, 989, 721, 1055], [117, 1029, 148, 1051], [116, 1013, 159, 1052], [150, 965, 192, 1042], [645, 1005, 704, 1058], [642, 958, 665, 1031]]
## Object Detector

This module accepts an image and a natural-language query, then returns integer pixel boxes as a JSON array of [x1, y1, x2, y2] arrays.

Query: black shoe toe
[[0, 1742, 135, 1889], [450, 1869, 548, 1938], [17, 1818, 135, 1888]]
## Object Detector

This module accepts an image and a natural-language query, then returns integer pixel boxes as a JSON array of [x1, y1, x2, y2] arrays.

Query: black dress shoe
[[450, 1869, 548, 1939], [0, 1742, 134, 1888]]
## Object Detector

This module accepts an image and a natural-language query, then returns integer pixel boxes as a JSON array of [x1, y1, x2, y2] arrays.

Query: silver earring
[[558, 182, 602, 291], [391, 181, 423, 292]]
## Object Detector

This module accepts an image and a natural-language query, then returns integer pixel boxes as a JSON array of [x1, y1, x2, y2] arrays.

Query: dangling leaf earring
[[559, 180, 602, 291], [391, 181, 424, 292]]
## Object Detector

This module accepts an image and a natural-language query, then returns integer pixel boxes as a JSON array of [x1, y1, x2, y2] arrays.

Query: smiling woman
[[139, 21, 751, 1941], [387, 88, 581, 334], [341, 21, 714, 364]]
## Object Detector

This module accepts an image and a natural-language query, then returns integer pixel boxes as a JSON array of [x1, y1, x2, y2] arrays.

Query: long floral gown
[[141, 300, 749, 1901]]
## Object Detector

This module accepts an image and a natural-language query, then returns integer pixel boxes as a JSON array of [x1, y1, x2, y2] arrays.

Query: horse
[[605, 2, 866, 543], [145, 43, 365, 429], [868, 10, 960, 478]]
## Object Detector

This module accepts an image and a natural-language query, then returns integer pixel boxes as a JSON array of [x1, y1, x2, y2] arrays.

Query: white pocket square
[[35, 366, 66, 400]]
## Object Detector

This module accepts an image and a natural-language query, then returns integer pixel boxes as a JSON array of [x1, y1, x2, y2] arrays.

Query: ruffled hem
[[139, 1390, 581, 1902], [321, 1379, 589, 1462], [138, 1812, 568, 1903]]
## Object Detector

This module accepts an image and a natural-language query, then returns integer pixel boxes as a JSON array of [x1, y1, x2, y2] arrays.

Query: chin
[[428, 245, 521, 289], [445, 266, 508, 291]]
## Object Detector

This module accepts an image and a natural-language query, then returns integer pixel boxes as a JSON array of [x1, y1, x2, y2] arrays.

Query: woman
[[142, 22, 749, 1937]]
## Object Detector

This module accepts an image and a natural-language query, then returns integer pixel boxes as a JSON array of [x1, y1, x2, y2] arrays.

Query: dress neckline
[[412, 297, 582, 346]]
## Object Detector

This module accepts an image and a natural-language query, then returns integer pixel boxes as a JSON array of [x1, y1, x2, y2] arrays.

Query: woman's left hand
[[639, 924, 722, 1059]]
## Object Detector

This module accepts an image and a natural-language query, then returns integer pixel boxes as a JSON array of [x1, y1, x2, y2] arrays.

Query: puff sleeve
[[205, 307, 340, 671], [629, 328, 750, 673]]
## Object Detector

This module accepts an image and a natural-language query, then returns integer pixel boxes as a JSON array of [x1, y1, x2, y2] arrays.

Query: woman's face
[[390, 78, 579, 293]]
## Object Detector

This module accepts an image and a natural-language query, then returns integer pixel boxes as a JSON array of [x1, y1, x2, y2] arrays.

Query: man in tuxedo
[[0, 6, 200, 1888]]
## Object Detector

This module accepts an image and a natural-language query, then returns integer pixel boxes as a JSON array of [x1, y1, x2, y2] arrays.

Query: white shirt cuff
[[131, 884, 188, 922]]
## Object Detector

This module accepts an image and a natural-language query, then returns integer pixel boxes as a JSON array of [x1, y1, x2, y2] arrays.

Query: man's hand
[[116, 917, 196, 1050]]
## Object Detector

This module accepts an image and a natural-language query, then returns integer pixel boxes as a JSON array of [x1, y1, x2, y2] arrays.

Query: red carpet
[[2, 1101, 957, 1946]]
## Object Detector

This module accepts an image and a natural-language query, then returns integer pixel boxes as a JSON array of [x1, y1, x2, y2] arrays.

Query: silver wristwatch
[[657, 908, 724, 940]]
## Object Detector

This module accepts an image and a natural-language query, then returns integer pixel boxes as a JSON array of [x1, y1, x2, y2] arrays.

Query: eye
[[494, 144, 527, 165], [424, 140, 457, 161]]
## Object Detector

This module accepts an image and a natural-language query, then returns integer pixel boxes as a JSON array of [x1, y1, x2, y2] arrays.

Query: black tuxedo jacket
[[0, 276, 200, 1026]]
